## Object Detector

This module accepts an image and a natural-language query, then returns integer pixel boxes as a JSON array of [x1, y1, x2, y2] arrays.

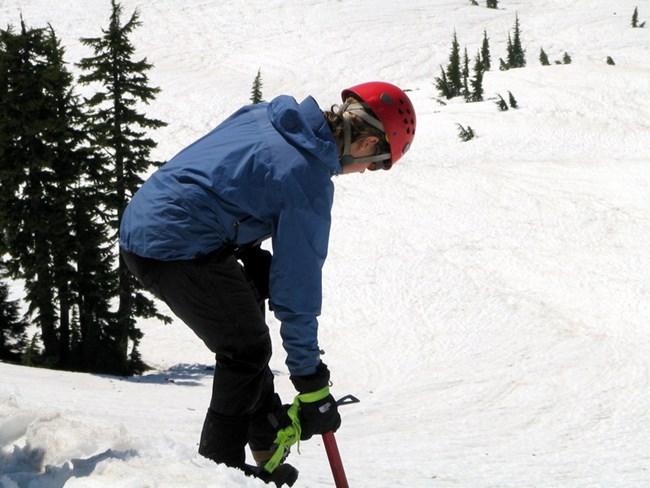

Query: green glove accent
[[263, 386, 330, 473]]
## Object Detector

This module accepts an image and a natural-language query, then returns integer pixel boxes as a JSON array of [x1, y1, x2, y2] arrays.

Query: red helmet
[[341, 81, 416, 168]]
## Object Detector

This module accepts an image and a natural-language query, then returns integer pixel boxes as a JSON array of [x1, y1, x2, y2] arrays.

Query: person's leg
[[122, 249, 277, 468]]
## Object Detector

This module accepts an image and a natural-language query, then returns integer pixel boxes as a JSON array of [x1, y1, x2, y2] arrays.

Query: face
[[341, 136, 381, 174]]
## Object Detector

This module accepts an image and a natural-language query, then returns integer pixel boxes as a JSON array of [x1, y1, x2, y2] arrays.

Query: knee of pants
[[218, 330, 272, 372]]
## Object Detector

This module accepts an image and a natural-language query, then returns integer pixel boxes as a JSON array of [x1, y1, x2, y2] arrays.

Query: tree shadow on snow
[[97, 362, 286, 387], [123, 362, 215, 386], [0, 445, 136, 488]]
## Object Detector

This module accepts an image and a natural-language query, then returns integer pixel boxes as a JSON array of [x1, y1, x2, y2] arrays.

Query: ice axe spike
[[336, 394, 360, 406]]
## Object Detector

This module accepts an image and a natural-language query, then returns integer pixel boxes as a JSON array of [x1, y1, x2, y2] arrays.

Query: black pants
[[122, 248, 283, 468]]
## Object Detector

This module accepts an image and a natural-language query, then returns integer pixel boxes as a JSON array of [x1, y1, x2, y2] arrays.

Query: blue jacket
[[119, 95, 341, 376]]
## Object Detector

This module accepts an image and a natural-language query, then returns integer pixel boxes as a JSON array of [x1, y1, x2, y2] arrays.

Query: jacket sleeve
[[269, 178, 333, 377]]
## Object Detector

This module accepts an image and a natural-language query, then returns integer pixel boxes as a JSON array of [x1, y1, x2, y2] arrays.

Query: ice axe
[[322, 394, 360, 488]]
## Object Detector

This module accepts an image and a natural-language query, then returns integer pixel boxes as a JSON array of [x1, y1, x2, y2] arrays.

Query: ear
[[362, 136, 380, 149]]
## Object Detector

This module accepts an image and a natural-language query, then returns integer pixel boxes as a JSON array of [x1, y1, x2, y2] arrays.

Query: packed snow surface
[[1, 0, 650, 486]]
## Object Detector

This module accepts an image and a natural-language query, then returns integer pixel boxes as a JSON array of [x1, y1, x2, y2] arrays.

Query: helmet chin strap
[[338, 102, 392, 168]]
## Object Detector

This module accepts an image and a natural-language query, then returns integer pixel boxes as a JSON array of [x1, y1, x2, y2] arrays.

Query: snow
[[2, 0, 650, 486]]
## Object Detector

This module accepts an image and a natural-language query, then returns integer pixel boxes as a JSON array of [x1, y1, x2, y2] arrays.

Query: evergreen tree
[[445, 31, 463, 97], [469, 51, 485, 102], [78, 0, 169, 375], [606, 56, 615, 65], [0, 20, 64, 366], [434, 65, 452, 99], [539, 47, 550, 66], [0, 20, 117, 371], [562, 52, 572, 64], [0, 263, 27, 363], [506, 33, 514, 69], [457, 124, 475, 141], [632, 7, 639, 27], [250, 68, 263, 104], [508, 91, 518, 108], [462, 47, 470, 99], [481, 30, 491, 71], [39, 25, 97, 369], [507, 14, 526, 68], [486, 0, 498, 8], [496, 94, 509, 111]]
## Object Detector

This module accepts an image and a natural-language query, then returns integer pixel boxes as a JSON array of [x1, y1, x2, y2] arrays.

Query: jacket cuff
[[290, 361, 330, 393]]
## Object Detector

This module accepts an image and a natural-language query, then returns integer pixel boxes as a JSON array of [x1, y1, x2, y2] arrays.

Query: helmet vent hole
[[380, 93, 393, 104]]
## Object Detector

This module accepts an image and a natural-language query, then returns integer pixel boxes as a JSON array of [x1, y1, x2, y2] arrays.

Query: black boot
[[198, 408, 297, 486], [243, 463, 299, 487]]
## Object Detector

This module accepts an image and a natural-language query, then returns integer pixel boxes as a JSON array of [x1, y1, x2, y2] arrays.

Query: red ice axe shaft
[[322, 394, 359, 487], [323, 431, 349, 488]]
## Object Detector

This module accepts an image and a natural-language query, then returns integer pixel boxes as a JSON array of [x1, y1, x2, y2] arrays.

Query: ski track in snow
[[2, 0, 650, 486]]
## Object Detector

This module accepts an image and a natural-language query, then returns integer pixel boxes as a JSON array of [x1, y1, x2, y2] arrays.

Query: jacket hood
[[268, 95, 341, 174]]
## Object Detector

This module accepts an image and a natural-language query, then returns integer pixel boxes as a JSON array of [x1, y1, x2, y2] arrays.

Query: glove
[[236, 244, 272, 300], [291, 362, 341, 440]]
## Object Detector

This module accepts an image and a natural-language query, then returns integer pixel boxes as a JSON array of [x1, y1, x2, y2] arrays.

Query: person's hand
[[296, 392, 340, 440], [236, 245, 272, 300], [290, 362, 341, 440]]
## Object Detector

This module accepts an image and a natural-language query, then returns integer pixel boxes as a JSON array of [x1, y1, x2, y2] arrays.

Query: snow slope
[[2, 0, 650, 486]]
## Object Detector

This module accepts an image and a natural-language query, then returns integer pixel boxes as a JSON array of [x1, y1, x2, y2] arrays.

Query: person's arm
[[269, 200, 330, 376]]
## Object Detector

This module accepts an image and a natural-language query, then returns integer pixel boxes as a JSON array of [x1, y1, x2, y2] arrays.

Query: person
[[119, 81, 416, 486]]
